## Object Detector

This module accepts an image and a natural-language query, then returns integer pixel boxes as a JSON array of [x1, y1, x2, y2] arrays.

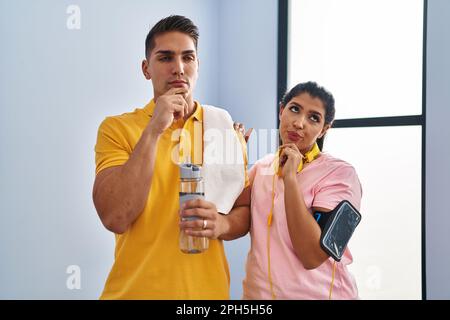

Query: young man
[[93, 15, 250, 299]]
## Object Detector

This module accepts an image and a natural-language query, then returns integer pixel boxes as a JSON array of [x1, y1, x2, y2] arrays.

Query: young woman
[[241, 81, 362, 299]]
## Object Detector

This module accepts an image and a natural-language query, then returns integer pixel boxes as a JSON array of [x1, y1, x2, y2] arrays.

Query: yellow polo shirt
[[94, 100, 246, 299]]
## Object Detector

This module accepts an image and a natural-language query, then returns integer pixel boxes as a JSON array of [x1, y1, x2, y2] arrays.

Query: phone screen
[[321, 201, 361, 261]]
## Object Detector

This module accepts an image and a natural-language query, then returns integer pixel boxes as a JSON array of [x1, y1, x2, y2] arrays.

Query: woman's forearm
[[283, 175, 329, 269], [218, 205, 251, 241]]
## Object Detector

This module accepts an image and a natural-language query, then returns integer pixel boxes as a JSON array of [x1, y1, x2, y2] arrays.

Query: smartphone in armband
[[313, 200, 362, 262]]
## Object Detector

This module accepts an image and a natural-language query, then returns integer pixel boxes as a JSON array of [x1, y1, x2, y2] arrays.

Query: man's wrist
[[145, 122, 163, 140]]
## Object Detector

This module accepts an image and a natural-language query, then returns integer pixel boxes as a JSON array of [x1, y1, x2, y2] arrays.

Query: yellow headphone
[[266, 142, 337, 299]]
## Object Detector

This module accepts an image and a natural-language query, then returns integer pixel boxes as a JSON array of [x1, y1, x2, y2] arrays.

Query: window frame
[[278, 0, 428, 299]]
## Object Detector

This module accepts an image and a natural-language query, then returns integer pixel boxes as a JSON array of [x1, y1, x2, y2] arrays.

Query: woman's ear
[[142, 59, 151, 80], [279, 104, 285, 118], [318, 123, 332, 139]]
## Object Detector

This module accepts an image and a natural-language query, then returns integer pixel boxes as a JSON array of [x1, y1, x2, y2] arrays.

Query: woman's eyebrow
[[290, 102, 323, 117], [290, 102, 303, 109], [310, 110, 323, 117]]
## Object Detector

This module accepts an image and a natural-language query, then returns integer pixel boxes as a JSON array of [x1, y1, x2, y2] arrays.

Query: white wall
[[426, 0, 450, 300], [217, 0, 278, 299]]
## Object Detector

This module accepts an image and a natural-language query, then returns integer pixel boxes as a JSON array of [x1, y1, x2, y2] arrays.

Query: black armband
[[313, 200, 362, 262]]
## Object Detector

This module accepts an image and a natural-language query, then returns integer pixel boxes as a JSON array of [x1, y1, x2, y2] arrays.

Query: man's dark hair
[[145, 15, 199, 59], [280, 81, 335, 150]]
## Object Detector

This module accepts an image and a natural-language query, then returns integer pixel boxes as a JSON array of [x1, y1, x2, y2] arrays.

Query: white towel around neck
[[202, 105, 246, 214]]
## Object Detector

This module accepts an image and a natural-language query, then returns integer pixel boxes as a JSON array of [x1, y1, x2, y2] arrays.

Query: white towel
[[202, 105, 246, 214]]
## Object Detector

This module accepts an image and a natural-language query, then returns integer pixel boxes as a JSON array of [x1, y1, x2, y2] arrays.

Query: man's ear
[[142, 59, 151, 80], [318, 123, 332, 139]]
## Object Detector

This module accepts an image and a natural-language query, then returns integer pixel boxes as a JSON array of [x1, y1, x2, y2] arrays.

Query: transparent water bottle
[[179, 163, 209, 254]]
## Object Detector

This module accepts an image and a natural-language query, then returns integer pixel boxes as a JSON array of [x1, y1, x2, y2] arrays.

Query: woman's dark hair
[[280, 81, 335, 150], [145, 15, 199, 59]]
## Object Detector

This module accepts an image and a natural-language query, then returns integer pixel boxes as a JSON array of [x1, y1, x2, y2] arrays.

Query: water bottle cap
[[179, 163, 202, 179]]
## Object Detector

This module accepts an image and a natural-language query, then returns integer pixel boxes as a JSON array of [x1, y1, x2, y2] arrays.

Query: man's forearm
[[95, 127, 160, 232], [118, 128, 160, 217]]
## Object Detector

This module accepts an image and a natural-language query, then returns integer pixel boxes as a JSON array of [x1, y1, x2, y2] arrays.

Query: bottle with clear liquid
[[179, 163, 209, 254]]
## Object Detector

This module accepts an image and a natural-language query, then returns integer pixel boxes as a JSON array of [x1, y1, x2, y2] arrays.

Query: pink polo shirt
[[242, 152, 362, 300]]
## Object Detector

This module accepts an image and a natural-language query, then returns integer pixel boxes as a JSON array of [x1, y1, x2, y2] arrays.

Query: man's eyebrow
[[155, 50, 196, 55], [155, 50, 174, 55]]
